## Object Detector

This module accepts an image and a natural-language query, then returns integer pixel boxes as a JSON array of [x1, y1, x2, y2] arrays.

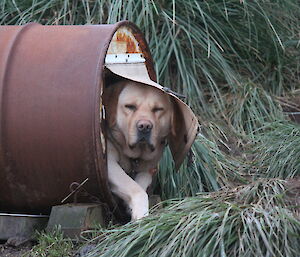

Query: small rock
[[6, 236, 30, 247]]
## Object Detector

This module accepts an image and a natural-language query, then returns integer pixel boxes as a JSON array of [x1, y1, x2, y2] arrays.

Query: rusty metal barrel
[[0, 21, 156, 216]]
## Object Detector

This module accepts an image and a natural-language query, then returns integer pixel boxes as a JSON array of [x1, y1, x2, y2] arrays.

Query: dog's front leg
[[134, 171, 153, 191], [108, 159, 149, 220], [107, 146, 149, 220]]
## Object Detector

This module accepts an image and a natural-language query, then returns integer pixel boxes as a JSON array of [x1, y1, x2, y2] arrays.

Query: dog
[[103, 79, 174, 220]]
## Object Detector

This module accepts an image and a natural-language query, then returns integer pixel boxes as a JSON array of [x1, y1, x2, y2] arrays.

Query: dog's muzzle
[[129, 120, 155, 151]]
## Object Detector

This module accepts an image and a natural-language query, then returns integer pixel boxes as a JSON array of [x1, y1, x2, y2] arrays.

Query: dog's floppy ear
[[103, 79, 124, 128], [168, 98, 198, 171], [168, 99, 186, 170]]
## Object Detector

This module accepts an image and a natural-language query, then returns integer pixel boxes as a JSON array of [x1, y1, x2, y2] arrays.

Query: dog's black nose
[[136, 120, 153, 134]]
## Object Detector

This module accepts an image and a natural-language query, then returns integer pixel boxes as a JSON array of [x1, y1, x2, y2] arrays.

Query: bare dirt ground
[[0, 242, 33, 257]]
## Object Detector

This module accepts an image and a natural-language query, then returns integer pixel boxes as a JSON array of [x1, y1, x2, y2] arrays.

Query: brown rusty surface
[[107, 26, 142, 55], [130, 28, 156, 81], [115, 31, 138, 53], [105, 24, 156, 81], [0, 21, 155, 219]]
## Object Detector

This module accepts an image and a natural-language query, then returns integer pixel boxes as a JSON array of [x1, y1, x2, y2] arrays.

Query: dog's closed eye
[[152, 107, 164, 113], [125, 104, 137, 111]]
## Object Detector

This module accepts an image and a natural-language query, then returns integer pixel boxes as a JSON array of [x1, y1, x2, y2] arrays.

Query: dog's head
[[104, 80, 174, 160]]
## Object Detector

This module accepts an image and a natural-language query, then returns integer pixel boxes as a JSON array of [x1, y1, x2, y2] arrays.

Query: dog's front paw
[[130, 191, 149, 221]]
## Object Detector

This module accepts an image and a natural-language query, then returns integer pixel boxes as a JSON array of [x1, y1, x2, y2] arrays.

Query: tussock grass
[[251, 121, 300, 179], [86, 179, 300, 257], [225, 81, 285, 136], [156, 134, 244, 199]]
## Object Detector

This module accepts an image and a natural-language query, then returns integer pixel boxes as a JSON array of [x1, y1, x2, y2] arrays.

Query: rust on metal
[[116, 32, 137, 53], [0, 21, 155, 221], [107, 26, 141, 54], [106, 25, 156, 81]]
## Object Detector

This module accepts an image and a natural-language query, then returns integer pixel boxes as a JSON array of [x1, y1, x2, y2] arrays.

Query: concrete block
[[46, 203, 105, 239], [0, 213, 48, 240]]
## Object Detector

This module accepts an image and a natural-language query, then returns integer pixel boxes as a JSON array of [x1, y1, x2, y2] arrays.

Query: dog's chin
[[129, 140, 155, 152]]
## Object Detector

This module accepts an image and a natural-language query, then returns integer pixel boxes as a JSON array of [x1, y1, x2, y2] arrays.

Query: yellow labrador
[[104, 80, 174, 220]]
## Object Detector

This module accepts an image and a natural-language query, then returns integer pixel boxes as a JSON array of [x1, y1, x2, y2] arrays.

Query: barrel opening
[[101, 25, 156, 222]]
